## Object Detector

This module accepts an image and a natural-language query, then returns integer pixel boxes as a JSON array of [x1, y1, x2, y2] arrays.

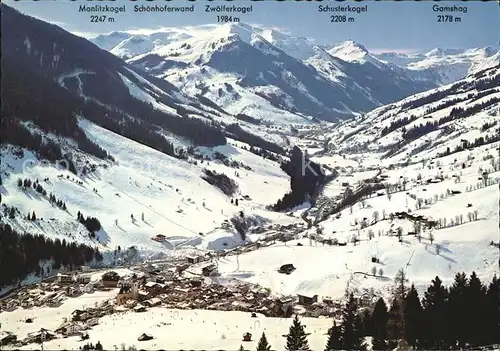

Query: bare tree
[[416, 198, 424, 210], [372, 211, 380, 223], [367, 229, 375, 240], [397, 227, 403, 243], [371, 266, 377, 275], [429, 232, 434, 244], [482, 171, 489, 188], [382, 209, 386, 220], [351, 233, 360, 246], [413, 221, 422, 234], [435, 244, 441, 255], [473, 210, 478, 221], [360, 200, 367, 209], [378, 268, 384, 276], [393, 268, 409, 300]]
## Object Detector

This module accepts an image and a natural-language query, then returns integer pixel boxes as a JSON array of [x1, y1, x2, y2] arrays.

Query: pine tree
[[285, 315, 310, 351], [340, 293, 366, 351], [403, 284, 423, 348], [422, 276, 449, 349], [32, 211, 36, 221], [324, 320, 342, 351], [239, 345, 245, 351], [447, 273, 468, 348], [386, 298, 404, 345], [485, 275, 500, 345], [257, 332, 271, 351], [466, 271, 487, 346], [371, 298, 388, 351]]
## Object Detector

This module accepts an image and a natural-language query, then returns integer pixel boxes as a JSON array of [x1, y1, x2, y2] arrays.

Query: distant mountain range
[[90, 23, 499, 123]]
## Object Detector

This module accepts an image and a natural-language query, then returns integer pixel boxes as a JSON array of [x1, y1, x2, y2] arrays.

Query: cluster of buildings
[[0, 268, 126, 313]]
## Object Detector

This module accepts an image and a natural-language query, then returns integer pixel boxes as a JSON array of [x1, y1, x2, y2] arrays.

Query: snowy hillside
[[212, 65, 500, 300], [90, 24, 436, 122], [375, 46, 500, 85], [0, 118, 295, 255]]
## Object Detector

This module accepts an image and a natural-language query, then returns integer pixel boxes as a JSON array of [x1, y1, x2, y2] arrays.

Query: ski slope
[[0, 118, 292, 256]]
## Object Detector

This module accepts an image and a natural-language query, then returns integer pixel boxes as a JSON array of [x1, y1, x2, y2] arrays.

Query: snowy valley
[[1, 3, 499, 351]]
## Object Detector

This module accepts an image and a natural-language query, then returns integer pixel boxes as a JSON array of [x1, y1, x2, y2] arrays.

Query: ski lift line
[[406, 249, 415, 268], [105, 181, 199, 236]]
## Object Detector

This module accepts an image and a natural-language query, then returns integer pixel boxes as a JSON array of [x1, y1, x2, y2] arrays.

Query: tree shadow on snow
[[22, 189, 43, 201], [438, 253, 457, 263], [95, 228, 111, 245], [143, 220, 153, 227], [0, 185, 9, 196], [436, 241, 453, 254], [116, 224, 127, 232]]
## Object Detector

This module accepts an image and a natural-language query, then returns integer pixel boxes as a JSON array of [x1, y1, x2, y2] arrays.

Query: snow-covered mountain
[[90, 24, 438, 122], [323, 64, 499, 161], [1, 6, 499, 348], [375, 46, 500, 85]]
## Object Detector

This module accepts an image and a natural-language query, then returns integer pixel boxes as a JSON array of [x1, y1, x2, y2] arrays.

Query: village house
[[25, 329, 56, 344], [86, 318, 99, 327], [137, 290, 150, 301], [134, 304, 147, 313], [144, 281, 166, 297], [186, 255, 202, 264], [297, 293, 318, 306], [190, 278, 203, 288], [202, 264, 217, 277], [4, 300, 17, 311], [66, 286, 81, 297], [57, 273, 74, 285], [116, 281, 139, 305], [56, 322, 84, 337], [143, 297, 161, 307], [76, 275, 91, 285]]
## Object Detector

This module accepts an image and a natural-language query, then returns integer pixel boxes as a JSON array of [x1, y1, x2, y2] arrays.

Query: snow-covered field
[[1, 300, 332, 350]]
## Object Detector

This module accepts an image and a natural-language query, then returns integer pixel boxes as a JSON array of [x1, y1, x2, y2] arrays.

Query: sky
[[4, 0, 500, 53]]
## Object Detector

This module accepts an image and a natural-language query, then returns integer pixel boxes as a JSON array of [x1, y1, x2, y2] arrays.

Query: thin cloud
[[71, 31, 102, 39], [369, 48, 420, 55]]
